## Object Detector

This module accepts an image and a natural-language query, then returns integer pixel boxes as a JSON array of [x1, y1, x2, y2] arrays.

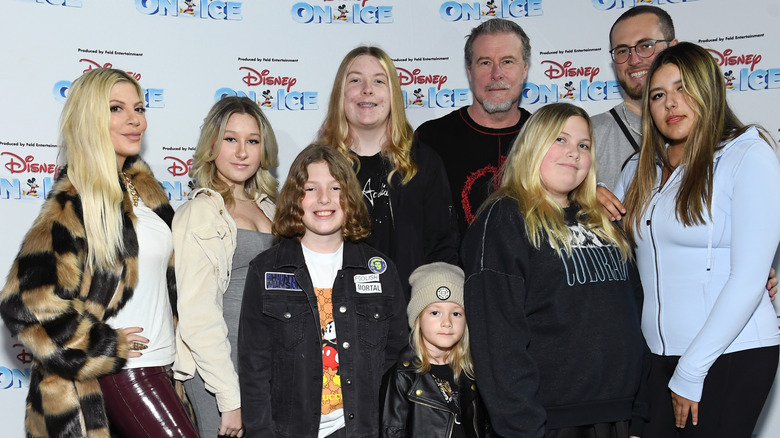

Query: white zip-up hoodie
[[614, 127, 780, 402]]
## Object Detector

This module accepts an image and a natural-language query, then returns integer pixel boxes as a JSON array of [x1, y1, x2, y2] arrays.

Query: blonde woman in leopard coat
[[0, 68, 197, 438]]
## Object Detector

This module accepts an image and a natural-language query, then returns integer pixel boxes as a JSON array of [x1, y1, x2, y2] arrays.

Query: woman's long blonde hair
[[189, 96, 279, 206], [486, 102, 631, 258], [59, 68, 142, 270], [318, 46, 417, 185], [622, 42, 761, 243]]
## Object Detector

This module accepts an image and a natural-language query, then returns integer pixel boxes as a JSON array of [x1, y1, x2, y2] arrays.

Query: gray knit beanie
[[406, 262, 465, 328]]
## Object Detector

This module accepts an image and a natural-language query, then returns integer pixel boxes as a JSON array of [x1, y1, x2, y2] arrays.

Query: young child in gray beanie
[[379, 262, 491, 437]]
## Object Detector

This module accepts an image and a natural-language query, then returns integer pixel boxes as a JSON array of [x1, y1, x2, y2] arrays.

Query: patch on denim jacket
[[354, 273, 379, 284], [367, 256, 387, 274], [356, 283, 382, 293], [265, 272, 302, 291]]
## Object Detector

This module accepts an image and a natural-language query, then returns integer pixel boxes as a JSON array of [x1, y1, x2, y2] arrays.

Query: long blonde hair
[[318, 46, 417, 185], [60, 68, 142, 270], [189, 96, 279, 206], [487, 102, 631, 258], [623, 42, 761, 243], [410, 310, 473, 383]]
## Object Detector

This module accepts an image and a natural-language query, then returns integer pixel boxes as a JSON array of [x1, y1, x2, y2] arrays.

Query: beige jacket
[[172, 188, 275, 412]]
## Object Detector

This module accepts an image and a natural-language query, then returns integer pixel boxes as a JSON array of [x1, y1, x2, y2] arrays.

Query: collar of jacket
[[396, 348, 478, 414], [53, 155, 173, 232], [48, 155, 175, 319], [121, 154, 175, 227], [189, 186, 273, 207], [273, 237, 370, 270]]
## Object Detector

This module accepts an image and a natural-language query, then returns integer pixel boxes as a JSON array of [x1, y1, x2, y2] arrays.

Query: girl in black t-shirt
[[318, 46, 459, 300]]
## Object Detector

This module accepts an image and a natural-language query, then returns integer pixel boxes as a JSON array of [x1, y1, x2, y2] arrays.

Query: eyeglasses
[[609, 39, 672, 64]]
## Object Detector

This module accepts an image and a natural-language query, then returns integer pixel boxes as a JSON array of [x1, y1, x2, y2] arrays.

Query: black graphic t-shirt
[[355, 153, 393, 257], [415, 106, 532, 238], [430, 364, 466, 438]]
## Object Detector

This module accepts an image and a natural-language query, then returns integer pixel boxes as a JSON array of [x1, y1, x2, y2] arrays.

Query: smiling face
[[342, 55, 391, 135], [610, 13, 675, 103], [419, 302, 466, 365], [467, 32, 528, 115], [300, 161, 345, 250], [109, 81, 147, 168], [539, 116, 592, 207], [214, 112, 263, 191], [648, 63, 697, 149]]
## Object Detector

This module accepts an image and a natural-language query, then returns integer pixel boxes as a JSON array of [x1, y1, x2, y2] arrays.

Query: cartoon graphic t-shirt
[[302, 244, 345, 436]]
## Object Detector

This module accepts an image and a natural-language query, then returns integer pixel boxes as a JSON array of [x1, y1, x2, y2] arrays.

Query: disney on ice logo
[[52, 61, 165, 107], [292, 0, 393, 24], [135, 0, 243, 20], [25, 0, 82, 7], [0, 152, 57, 200], [524, 59, 620, 104], [439, 0, 542, 22], [592, 0, 698, 11], [159, 155, 194, 201], [706, 48, 780, 92], [540, 60, 605, 101], [214, 67, 319, 111], [396, 66, 469, 109]]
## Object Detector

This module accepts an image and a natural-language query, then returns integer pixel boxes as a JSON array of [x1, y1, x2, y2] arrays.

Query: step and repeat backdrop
[[2, 0, 779, 434]]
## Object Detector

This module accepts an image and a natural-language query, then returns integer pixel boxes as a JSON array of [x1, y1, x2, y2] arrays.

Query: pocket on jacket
[[355, 297, 393, 348], [194, 223, 232, 291], [263, 297, 309, 350]]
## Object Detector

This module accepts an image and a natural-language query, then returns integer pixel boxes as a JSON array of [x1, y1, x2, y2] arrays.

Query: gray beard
[[481, 98, 514, 114]]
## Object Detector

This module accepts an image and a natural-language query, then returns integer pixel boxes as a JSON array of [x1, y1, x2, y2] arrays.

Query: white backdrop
[[2, 0, 780, 435]]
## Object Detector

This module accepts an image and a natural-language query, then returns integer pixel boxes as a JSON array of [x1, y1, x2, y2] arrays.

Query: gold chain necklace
[[122, 172, 139, 207]]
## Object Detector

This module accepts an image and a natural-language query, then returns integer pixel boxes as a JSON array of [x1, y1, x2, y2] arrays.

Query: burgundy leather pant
[[99, 366, 199, 438]]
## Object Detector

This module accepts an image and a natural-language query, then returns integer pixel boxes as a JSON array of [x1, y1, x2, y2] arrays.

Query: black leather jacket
[[239, 238, 409, 437], [380, 349, 492, 438]]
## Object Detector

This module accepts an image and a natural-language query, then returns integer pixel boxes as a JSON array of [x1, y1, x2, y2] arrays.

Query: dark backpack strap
[[620, 151, 640, 172], [609, 107, 641, 153]]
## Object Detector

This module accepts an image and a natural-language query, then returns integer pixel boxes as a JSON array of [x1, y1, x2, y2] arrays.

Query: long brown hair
[[273, 144, 370, 242], [622, 42, 759, 243]]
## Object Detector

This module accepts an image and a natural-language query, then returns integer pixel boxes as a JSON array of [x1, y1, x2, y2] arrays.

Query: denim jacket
[[239, 238, 408, 438]]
